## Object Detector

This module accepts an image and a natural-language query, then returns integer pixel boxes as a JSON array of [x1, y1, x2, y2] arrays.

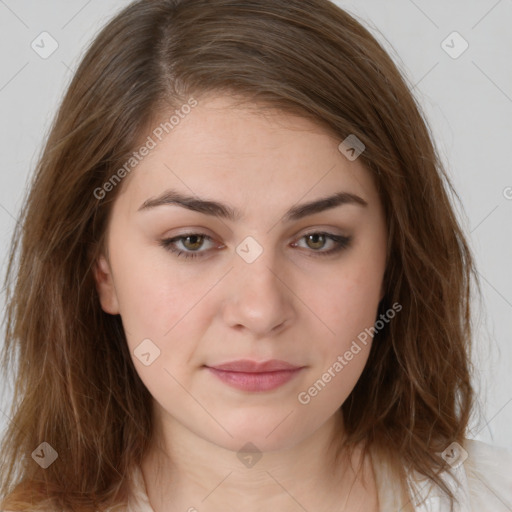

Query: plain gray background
[[0, 0, 511, 450]]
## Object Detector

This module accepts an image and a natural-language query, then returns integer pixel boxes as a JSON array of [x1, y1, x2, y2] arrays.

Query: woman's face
[[94, 95, 387, 453]]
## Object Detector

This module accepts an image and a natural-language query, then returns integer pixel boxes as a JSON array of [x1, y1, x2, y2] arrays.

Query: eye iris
[[183, 235, 203, 250], [306, 234, 325, 250]]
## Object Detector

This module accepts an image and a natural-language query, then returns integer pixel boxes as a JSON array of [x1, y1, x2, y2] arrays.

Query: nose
[[221, 245, 296, 338]]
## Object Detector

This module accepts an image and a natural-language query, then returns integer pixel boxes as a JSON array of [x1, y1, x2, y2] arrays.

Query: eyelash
[[159, 231, 352, 260]]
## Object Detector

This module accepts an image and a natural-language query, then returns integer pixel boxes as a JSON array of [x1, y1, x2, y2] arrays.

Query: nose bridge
[[222, 234, 295, 335]]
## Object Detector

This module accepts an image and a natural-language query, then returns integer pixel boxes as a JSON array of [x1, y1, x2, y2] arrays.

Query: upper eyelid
[[165, 225, 348, 240], [166, 229, 343, 242], [164, 231, 347, 251]]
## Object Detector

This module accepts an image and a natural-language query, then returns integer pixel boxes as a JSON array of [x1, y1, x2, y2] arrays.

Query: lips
[[205, 359, 305, 392], [207, 359, 301, 372]]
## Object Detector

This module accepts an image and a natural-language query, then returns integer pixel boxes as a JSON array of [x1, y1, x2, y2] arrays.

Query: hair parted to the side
[[1, 0, 480, 510]]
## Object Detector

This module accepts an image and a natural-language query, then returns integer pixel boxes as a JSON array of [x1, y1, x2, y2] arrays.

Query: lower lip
[[206, 367, 303, 391]]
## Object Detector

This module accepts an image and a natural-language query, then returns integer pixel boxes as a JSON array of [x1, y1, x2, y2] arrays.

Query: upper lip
[[207, 359, 302, 373]]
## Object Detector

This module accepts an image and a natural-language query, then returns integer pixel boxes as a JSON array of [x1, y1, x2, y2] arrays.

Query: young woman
[[1, 0, 511, 511]]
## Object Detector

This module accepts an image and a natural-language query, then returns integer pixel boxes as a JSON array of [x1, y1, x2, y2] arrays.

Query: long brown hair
[[1, 0, 479, 510]]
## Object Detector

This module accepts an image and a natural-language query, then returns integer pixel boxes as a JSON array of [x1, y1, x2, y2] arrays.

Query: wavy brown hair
[[0, 0, 479, 510]]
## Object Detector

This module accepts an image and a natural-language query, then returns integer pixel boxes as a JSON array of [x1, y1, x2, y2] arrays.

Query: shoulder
[[402, 438, 512, 511], [463, 438, 512, 510], [126, 464, 154, 512]]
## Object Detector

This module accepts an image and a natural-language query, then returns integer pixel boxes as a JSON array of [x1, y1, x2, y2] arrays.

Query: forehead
[[116, 95, 377, 217]]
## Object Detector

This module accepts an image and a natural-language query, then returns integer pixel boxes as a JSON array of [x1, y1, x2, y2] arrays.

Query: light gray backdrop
[[0, 0, 511, 450]]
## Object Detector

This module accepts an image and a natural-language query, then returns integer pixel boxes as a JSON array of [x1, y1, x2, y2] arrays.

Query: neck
[[140, 409, 378, 512]]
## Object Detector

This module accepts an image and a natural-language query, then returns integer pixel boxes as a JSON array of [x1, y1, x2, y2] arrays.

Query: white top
[[126, 439, 512, 511], [3, 439, 511, 511], [371, 439, 512, 511]]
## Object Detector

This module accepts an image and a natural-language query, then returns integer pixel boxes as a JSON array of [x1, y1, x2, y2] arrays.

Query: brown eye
[[181, 234, 205, 251], [305, 233, 327, 250], [292, 232, 352, 256], [159, 233, 217, 260], [160, 231, 352, 261]]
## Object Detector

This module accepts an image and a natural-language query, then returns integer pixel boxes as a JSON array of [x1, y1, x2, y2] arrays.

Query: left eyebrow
[[137, 189, 368, 222]]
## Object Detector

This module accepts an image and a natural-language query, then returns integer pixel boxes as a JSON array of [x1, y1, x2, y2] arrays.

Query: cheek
[[109, 233, 207, 355], [315, 261, 384, 343], [112, 253, 203, 400], [297, 271, 380, 410], [301, 246, 385, 401]]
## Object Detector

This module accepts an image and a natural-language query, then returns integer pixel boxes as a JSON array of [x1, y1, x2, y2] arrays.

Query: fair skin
[[94, 95, 387, 511]]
